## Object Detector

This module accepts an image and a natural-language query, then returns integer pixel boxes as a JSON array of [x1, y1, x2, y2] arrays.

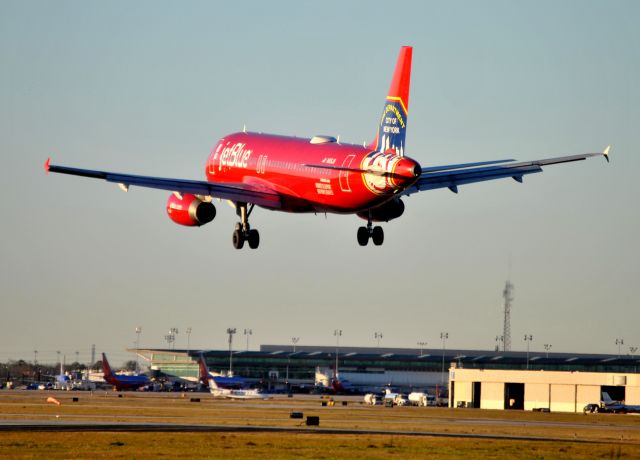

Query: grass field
[[1, 391, 638, 458]]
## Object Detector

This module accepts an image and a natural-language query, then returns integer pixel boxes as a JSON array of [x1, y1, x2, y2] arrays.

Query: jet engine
[[166, 193, 216, 227], [357, 198, 405, 222]]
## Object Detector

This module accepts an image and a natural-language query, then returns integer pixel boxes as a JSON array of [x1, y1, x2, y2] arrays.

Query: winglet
[[44, 157, 51, 175], [603, 145, 611, 163]]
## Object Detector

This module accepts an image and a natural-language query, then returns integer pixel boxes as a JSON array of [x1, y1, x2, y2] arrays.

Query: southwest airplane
[[45, 46, 609, 249], [101, 352, 150, 391]]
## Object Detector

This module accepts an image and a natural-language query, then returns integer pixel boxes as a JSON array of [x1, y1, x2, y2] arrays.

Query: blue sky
[[1, 1, 638, 365]]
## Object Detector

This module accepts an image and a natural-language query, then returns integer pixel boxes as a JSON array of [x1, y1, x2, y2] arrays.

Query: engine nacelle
[[166, 193, 216, 227], [357, 198, 405, 223]]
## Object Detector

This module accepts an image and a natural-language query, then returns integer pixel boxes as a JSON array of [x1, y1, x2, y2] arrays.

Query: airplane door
[[339, 155, 355, 192]]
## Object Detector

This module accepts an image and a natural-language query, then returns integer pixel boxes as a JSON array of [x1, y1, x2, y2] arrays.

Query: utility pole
[[374, 332, 383, 348], [244, 328, 252, 351], [334, 329, 342, 377], [135, 326, 142, 374], [616, 338, 624, 358], [524, 335, 533, 370], [417, 341, 427, 356], [227, 328, 236, 376], [186, 327, 192, 355], [440, 332, 448, 387]]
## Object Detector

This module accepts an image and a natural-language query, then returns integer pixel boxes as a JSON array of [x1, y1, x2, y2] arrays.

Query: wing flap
[[47, 163, 281, 208]]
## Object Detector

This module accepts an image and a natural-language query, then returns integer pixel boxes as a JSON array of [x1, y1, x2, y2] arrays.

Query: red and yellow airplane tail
[[369, 45, 412, 156]]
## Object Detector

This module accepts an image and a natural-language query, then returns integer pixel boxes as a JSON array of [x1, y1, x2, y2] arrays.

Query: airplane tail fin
[[198, 354, 219, 390], [602, 391, 613, 403], [198, 354, 210, 386], [101, 353, 112, 378], [369, 46, 413, 156]]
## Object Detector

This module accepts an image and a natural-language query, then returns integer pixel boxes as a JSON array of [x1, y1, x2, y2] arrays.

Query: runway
[[0, 420, 623, 444]]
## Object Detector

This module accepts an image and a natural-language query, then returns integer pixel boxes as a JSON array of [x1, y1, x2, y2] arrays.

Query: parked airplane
[[599, 391, 640, 413], [198, 355, 268, 399], [50, 358, 71, 391], [101, 352, 150, 391], [196, 354, 245, 389], [45, 46, 609, 249]]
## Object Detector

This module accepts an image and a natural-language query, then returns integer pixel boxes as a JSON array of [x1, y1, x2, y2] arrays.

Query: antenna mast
[[502, 280, 513, 352]]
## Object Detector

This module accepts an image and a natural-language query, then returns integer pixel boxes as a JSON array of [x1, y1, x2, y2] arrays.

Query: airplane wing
[[45, 159, 282, 208], [403, 147, 610, 195]]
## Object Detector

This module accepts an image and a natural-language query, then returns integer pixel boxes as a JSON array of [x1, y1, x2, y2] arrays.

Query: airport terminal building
[[134, 345, 640, 411]]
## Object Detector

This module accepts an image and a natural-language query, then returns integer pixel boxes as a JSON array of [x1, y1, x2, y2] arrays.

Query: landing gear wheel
[[372, 226, 384, 246], [231, 202, 261, 250], [248, 229, 260, 249], [232, 229, 244, 249], [357, 227, 369, 246]]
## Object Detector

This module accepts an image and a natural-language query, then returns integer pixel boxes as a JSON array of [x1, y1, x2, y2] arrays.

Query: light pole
[[75, 351, 79, 366], [616, 338, 624, 358], [417, 341, 427, 356], [56, 350, 61, 368], [33, 350, 38, 366], [244, 328, 252, 351], [165, 328, 178, 350], [334, 329, 342, 377], [374, 332, 383, 348], [440, 332, 448, 387], [495, 335, 504, 352], [291, 337, 300, 353], [186, 327, 192, 354], [135, 326, 142, 373], [227, 328, 236, 376], [524, 335, 533, 370], [630, 346, 638, 373], [544, 343, 552, 359]]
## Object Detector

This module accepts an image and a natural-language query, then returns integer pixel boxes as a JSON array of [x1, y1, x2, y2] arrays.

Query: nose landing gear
[[232, 202, 260, 249], [357, 213, 384, 246]]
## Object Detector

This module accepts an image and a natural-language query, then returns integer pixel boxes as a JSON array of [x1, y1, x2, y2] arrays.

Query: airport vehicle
[[364, 393, 378, 405], [101, 353, 150, 391], [45, 46, 609, 249], [408, 391, 430, 407], [198, 355, 268, 399], [384, 388, 409, 406]]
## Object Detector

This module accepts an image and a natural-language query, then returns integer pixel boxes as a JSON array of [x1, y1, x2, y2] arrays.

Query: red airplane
[[101, 352, 150, 391], [45, 46, 609, 249]]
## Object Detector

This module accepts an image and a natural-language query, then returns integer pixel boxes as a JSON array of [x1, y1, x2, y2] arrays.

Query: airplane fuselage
[[206, 132, 421, 214]]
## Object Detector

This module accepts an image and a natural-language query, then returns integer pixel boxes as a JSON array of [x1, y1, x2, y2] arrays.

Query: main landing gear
[[357, 212, 384, 246], [232, 202, 259, 250]]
